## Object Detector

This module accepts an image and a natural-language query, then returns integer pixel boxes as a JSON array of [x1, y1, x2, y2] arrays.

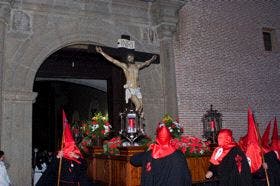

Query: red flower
[[103, 137, 122, 155], [170, 135, 211, 157], [181, 146, 187, 154]]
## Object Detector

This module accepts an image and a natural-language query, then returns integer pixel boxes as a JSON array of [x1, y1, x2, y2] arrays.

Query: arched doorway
[[32, 44, 126, 155]]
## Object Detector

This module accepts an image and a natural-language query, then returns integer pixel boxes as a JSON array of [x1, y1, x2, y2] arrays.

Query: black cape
[[208, 146, 252, 186], [130, 150, 192, 186], [36, 156, 94, 186], [252, 151, 280, 186]]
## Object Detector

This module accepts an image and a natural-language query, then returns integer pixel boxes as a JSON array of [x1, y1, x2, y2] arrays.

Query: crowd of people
[[203, 109, 280, 186], [5, 108, 280, 186], [130, 109, 280, 186]]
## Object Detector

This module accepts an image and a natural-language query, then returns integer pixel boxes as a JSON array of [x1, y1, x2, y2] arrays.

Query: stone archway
[[2, 21, 148, 185], [1, 2, 185, 184], [33, 44, 127, 152]]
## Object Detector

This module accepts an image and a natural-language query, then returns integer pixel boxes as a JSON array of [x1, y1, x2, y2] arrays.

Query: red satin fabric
[[238, 135, 248, 152], [150, 125, 176, 159], [261, 122, 272, 154], [245, 108, 262, 173], [271, 118, 280, 159], [62, 110, 83, 164], [63, 142, 82, 164]]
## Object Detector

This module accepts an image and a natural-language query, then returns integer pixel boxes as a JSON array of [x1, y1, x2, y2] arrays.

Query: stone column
[[152, 0, 185, 116], [2, 90, 37, 186], [0, 1, 10, 146], [158, 33, 178, 116]]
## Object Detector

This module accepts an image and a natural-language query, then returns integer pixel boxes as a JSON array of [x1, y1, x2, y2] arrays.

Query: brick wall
[[174, 1, 280, 140]]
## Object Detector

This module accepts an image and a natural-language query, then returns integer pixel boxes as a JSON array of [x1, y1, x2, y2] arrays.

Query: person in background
[[252, 120, 280, 186], [130, 124, 192, 186], [252, 150, 280, 186], [33, 151, 48, 186], [0, 150, 11, 186], [205, 129, 252, 186], [44, 150, 55, 166]]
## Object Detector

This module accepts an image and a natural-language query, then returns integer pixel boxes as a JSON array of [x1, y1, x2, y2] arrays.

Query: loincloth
[[125, 87, 142, 103]]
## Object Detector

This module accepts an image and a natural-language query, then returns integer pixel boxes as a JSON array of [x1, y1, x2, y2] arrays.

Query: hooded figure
[[130, 124, 192, 186], [36, 110, 94, 186], [206, 129, 252, 186], [252, 120, 280, 186], [60, 121, 83, 164]]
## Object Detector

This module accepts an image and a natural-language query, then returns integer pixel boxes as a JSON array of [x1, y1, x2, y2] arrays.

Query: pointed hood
[[238, 135, 248, 152], [271, 117, 280, 159], [149, 125, 176, 159], [217, 129, 236, 147], [245, 108, 262, 173], [62, 110, 83, 163], [261, 121, 271, 153], [210, 129, 237, 165]]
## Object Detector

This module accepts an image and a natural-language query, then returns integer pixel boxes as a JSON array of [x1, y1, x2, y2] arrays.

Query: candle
[[128, 118, 135, 128], [128, 118, 136, 133], [210, 120, 215, 132]]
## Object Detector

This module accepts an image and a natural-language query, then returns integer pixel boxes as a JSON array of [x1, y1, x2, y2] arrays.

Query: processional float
[[96, 35, 158, 146]]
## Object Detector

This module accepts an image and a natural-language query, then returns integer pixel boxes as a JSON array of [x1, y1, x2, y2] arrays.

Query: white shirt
[[33, 163, 47, 186], [0, 161, 11, 186]]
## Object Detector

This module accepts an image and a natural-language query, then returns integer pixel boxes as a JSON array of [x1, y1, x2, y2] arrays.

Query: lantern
[[202, 105, 222, 144], [119, 109, 145, 145]]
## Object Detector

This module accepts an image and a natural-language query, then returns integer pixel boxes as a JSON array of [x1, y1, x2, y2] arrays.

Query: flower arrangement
[[171, 136, 211, 157], [74, 112, 112, 154], [103, 136, 122, 155], [89, 112, 111, 138], [159, 114, 211, 157], [161, 114, 184, 138]]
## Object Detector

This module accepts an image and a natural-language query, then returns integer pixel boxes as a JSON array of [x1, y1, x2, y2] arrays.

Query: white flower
[[173, 121, 182, 128], [169, 129, 173, 132], [200, 149, 204, 154], [104, 125, 110, 134], [91, 124, 99, 132]]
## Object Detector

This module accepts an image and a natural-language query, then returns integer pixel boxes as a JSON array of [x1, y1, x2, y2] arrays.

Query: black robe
[[208, 146, 252, 186], [130, 150, 192, 186], [252, 151, 280, 186], [36, 156, 94, 186]]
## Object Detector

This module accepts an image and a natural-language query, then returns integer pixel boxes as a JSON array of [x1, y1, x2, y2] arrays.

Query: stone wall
[[174, 1, 280, 139]]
